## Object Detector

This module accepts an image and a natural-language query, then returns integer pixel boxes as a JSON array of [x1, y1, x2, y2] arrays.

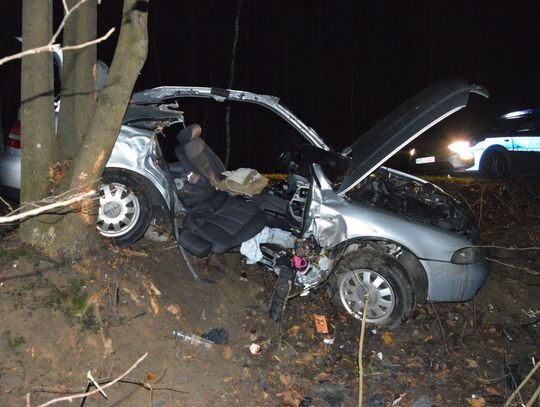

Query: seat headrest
[[177, 123, 202, 145]]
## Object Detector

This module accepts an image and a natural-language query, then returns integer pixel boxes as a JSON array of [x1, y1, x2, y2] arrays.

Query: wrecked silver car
[[2, 79, 489, 328], [117, 79, 489, 328]]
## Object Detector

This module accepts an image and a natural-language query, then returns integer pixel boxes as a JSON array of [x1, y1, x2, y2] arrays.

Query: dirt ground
[[0, 177, 539, 407]]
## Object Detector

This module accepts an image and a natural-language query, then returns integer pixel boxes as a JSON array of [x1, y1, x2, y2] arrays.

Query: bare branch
[[50, 0, 90, 44], [0, 190, 96, 224], [61, 28, 115, 51], [0, 195, 14, 213], [0, 44, 61, 67], [35, 352, 148, 407], [0, 0, 114, 68], [486, 257, 540, 275]]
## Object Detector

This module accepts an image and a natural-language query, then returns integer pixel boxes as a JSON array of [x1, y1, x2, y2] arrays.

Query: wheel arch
[[334, 237, 428, 304]]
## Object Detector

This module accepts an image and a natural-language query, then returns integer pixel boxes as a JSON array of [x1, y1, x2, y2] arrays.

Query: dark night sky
[[1, 0, 540, 169]]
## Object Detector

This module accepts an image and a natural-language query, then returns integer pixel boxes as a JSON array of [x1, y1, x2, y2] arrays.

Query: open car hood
[[337, 79, 489, 195], [131, 86, 331, 151]]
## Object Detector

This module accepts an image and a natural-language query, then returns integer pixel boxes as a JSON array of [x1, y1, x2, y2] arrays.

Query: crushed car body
[[0, 79, 490, 328]]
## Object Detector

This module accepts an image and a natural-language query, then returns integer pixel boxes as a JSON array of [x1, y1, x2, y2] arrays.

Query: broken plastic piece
[[240, 227, 295, 264], [314, 315, 329, 334], [249, 343, 261, 354], [173, 330, 214, 349]]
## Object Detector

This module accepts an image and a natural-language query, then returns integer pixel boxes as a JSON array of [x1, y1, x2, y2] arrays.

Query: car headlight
[[448, 140, 470, 153], [451, 247, 483, 264]]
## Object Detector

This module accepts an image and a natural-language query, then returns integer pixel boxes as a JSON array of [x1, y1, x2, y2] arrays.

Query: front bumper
[[421, 258, 489, 302]]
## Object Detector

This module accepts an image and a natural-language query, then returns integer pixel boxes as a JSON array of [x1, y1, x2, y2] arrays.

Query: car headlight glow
[[458, 151, 474, 161], [451, 247, 483, 265], [448, 140, 470, 153]]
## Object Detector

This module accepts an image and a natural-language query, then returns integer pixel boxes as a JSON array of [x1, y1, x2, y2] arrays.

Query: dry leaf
[[147, 371, 157, 383], [279, 374, 291, 386], [287, 325, 301, 337], [382, 331, 395, 346], [165, 304, 181, 317], [121, 247, 148, 257], [223, 345, 233, 360], [122, 287, 141, 305], [467, 397, 486, 407], [142, 277, 162, 296], [465, 358, 479, 368], [484, 386, 500, 396], [424, 334, 434, 342], [150, 296, 159, 315]]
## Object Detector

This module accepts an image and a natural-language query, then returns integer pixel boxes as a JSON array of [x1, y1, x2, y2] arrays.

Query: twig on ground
[[358, 292, 369, 407], [525, 385, 540, 407], [504, 361, 539, 407], [494, 193, 525, 224], [35, 352, 148, 407], [430, 303, 449, 355], [486, 257, 540, 275], [473, 297, 479, 355]]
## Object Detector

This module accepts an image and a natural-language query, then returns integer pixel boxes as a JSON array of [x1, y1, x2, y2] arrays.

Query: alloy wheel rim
[[96, 182, 141, 237], [339, 268, 395, 323]]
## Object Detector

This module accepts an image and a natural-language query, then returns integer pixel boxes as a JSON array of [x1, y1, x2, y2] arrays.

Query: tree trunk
[[18, 0, 55, 246], [43, 0, 150, 260], [56, 0, 97, 163], [20, 0, 150, 261], [224, 0, 243, 168]]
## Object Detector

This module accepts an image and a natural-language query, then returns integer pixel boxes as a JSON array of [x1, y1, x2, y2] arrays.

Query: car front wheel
[[96, 170, 152, 246], [481, 149, 510, 178], [333, 247, 415, 329]]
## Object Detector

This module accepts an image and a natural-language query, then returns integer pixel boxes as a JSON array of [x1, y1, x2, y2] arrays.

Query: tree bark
[[56, 0, 98, 163], [19, 0, 55, 246], [44, 0, 150, 260], [224, 0, 243, 168]]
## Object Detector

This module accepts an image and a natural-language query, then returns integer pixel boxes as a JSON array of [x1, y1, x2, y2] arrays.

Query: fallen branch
[[0, 190, 96, 224], [35, 352, 148, 407], [504, 360, 539, 407], [358, 292, 369, 407]]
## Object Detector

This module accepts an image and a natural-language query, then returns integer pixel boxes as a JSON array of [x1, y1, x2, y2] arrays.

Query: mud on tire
[[333, 247, 415, 329]]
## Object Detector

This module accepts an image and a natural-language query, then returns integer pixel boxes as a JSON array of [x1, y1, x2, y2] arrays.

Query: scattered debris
[[314, 314, 329, 334], [249, 343, 261, 355], [202, 327, 229, 345], [173, 330, 214, 349]]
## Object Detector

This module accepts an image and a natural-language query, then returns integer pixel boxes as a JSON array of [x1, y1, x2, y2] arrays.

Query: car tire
[[481, 149, 510, 178], [96, 170, 152, 246], [333, 247, 415, 329]]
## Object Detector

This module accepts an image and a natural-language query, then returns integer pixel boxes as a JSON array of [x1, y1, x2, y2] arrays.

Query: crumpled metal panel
[[303, 164, 473, 261], [107, 125, 178, 211]]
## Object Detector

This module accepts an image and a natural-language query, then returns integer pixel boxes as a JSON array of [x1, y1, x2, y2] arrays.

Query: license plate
[[415, 156, 436, 164]]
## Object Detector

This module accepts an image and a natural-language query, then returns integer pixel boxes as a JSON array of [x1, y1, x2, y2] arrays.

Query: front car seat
[[174, 124, 266, 256]]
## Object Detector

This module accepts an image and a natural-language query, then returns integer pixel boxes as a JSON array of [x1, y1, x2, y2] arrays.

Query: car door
[[511, 120, 540, 152]]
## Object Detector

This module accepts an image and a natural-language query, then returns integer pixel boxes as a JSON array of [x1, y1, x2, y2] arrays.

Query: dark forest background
[[1, 0, 539, 170]]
